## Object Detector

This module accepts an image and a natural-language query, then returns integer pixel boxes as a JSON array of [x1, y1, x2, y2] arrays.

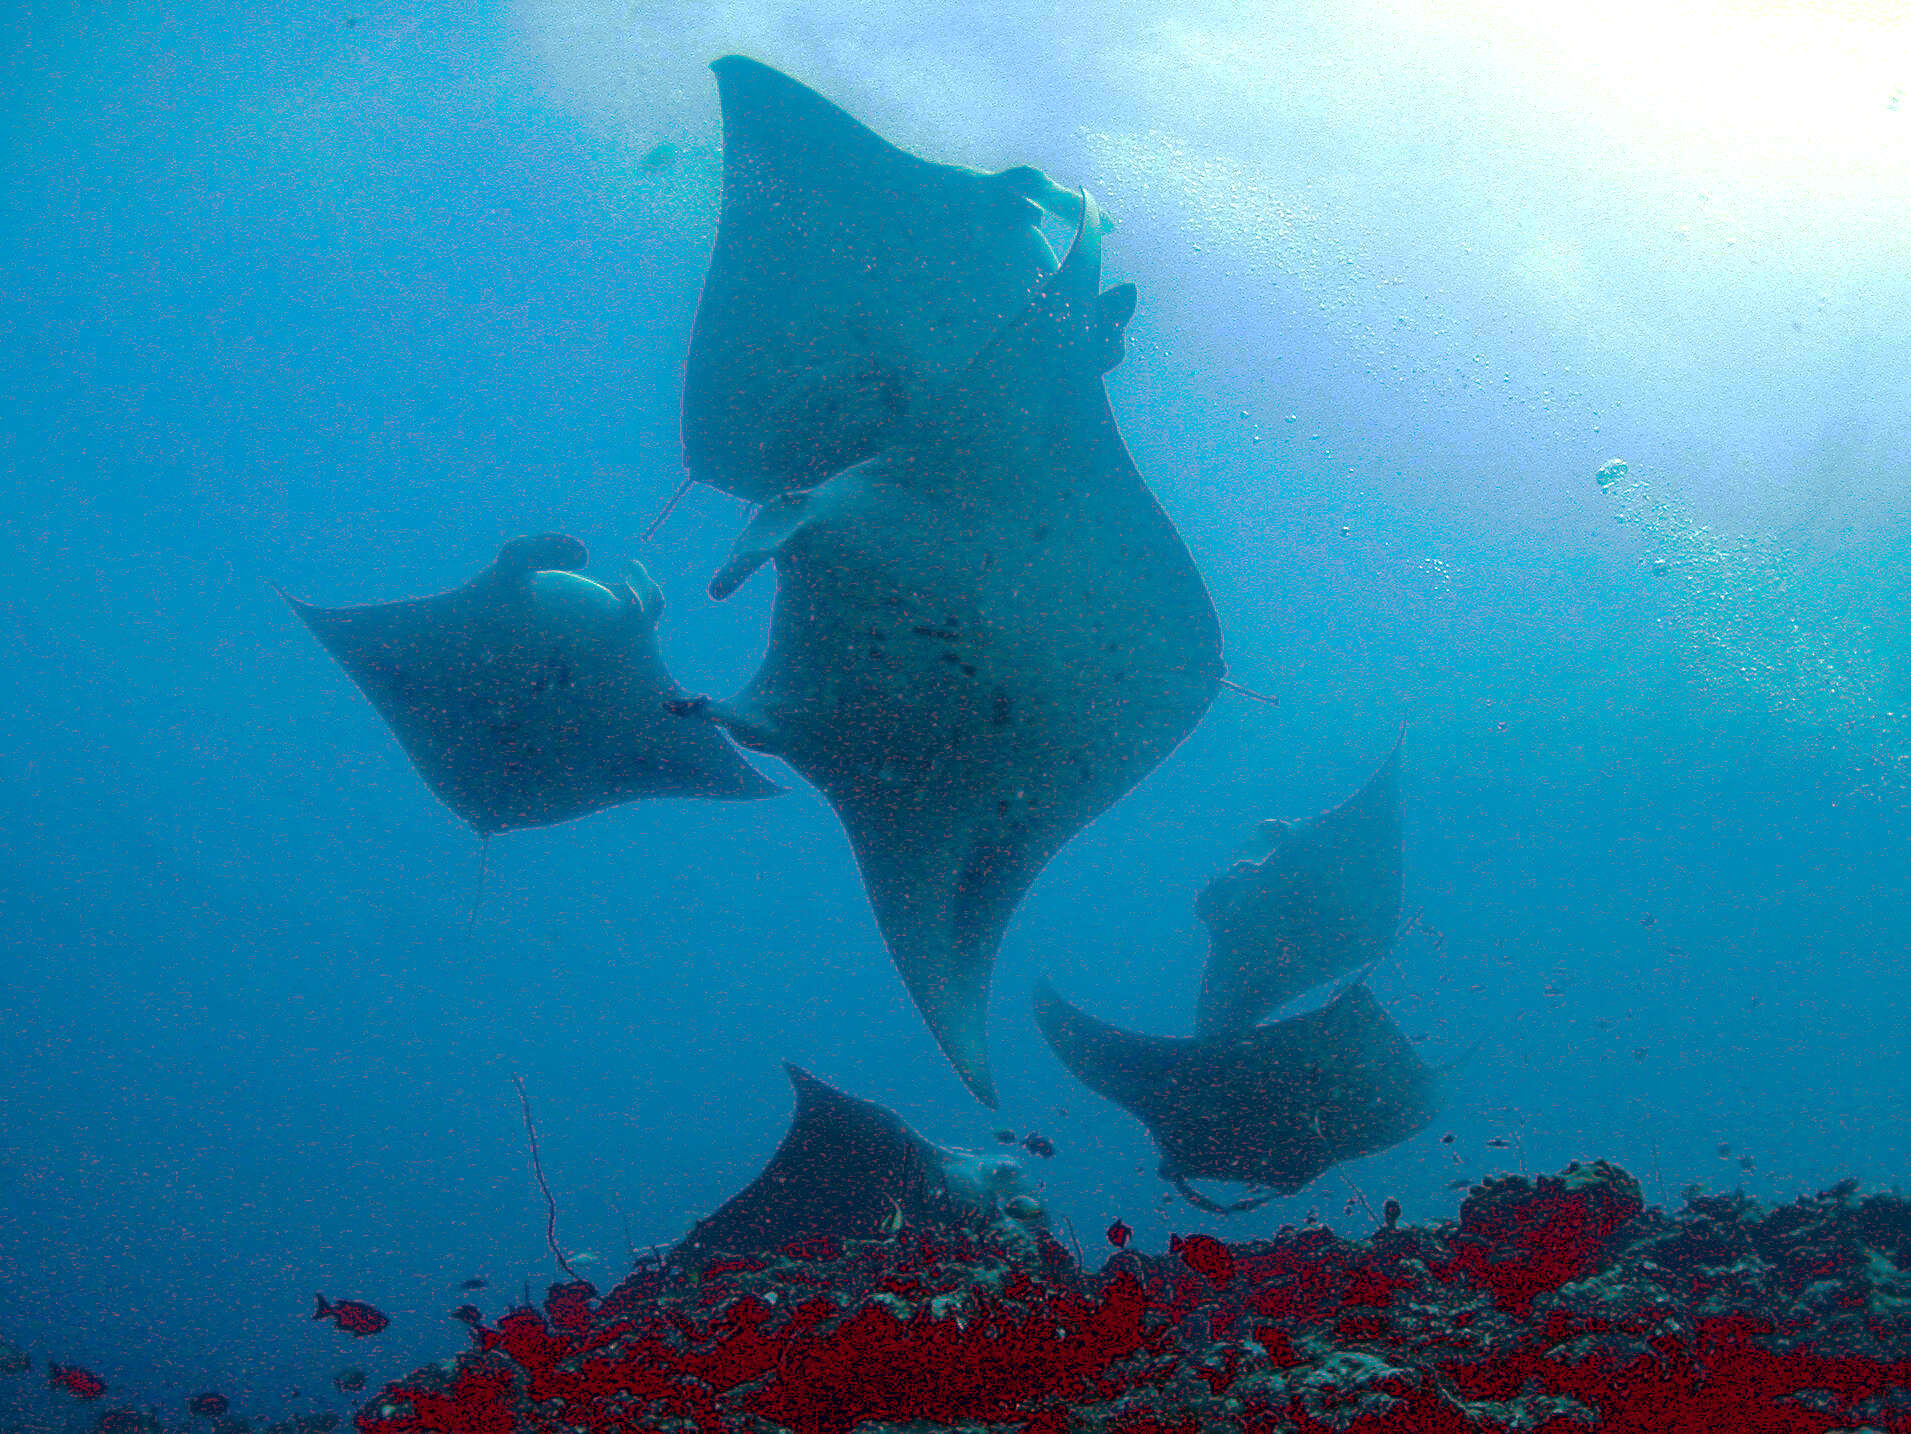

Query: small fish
[[1739, 1156, 1756, 1173], [96, 1411, 146, 1434], [566, 1250, 601, 1267], [878, 1196, 904, 1236], [1383, 1197, 1401, 1229], [638, 141, 678, 173], [334, 1369, 368, 1394], [993, 1129, 1016, 1144], [1106, 1219, 1132, 1248], [1716, 1143, 1732, 1159], [1021, 1132, 1055, 1159], [1448, 1178, 1473, 1190], [188, 1392, 230, 1417], [1170, 1233, 1234, 1285], [458, 1277, 487, 1291], [48, 1362, 106, 1399], [313, 1294, 390, 1337], [1486, 1137, 1510, 1150], [450, 1304, 481, 1326], [1003, 1194, 1044, 1221], [0, 1340, 28, 1376], [1632, 1047, 1648, 1062], [1640, 913, 1656, 928], [1441, 1133, 1456, 1145]]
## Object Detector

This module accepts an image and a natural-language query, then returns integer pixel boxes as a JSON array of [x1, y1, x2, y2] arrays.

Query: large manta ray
[[1194, 733, 1404, 1037], [686, 197, 1224, 1107], [1034, 978, 1446, 1209], [674, 1063, 1040, 1265], [283, 535, 778, 836], [681, 54, 1108, 505]]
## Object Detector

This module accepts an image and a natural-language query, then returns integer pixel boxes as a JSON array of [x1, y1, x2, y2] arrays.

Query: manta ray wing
[[682, 55, 1102, 504], [673, 1064, 946, 1264], [1194, 732, 1405, 1037], [703, 198, 1223, 1106], [1035, 978, 1444, 1195], [283, 536, 778, 835]]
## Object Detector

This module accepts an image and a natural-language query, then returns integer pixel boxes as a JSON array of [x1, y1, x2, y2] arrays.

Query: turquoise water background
[[2, 1, 1908, 1422]]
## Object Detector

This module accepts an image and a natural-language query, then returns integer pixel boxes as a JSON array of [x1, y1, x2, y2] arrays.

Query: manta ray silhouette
[[673, 1063, 1033, 1265], [1194, 733, 1404, 1038], [681, 55, 1111, 505], [281, 534, 778, 836], [686, 195, 1224, 1106], [1034, 977, 1447, 1208]]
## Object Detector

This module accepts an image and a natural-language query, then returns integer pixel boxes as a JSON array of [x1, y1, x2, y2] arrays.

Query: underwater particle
[[0, 1340, 28, 1376], [1339, 524, 1350, 536], [186, 1393, 228, 1418], [1595, 457, 1628, 490], [314, 1295, 389, 1337], [1021, 1132, 1055, 1159], [1632, 1047, 1648, 1062], [1106, 1219, 1132, 1247], [993, 1129, 1016, 1144], [1383, 1197, 1401, 1228], [1285, 414, 1296, 423], [639, 141, 679, 172]]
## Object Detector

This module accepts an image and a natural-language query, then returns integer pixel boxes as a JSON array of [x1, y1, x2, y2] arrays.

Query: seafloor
[[278, 1163, 1910, 1432]]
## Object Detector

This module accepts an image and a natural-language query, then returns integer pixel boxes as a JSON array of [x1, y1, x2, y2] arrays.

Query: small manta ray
[[1194, 732, 1404, 1037], [47, 1363, 105, 1399], [281, 534, 778, 835], [692, 197, 1224, 1105], [681, 56, 1111, 505], [670, 1064, 1038, 1266], [1033, 978, 1450, 1211], [313, 1294, 389, 1337]]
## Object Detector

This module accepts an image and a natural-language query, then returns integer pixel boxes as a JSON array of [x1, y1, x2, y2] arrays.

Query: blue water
[[4, 1, 1908, 1426]]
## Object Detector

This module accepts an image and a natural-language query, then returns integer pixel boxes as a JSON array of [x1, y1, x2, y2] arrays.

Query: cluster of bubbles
[[1593, 457, 1908, 788]]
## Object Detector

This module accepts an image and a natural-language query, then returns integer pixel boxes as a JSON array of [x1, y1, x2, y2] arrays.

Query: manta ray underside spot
[[692, 195, 1224, 1107], [681, 54, 1114, 505], [1194, 732, 1405, 1038], [673, 1063, 1042, 1265], [1033, 978, 1446, 1208], [280, 534, 779, 836]]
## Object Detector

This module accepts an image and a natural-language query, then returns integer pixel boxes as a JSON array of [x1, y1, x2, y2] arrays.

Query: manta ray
[[674, 1063, 1041, 1265], [681, 54, 1109, 505], [282, 534, 777, 836], [1194, 733, 1404, 1037], [686, 196, 1224, 1106], [1034, 977, 1447, 1211]]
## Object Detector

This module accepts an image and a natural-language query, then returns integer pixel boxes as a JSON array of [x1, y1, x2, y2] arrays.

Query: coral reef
[[355, 1164, 1911, 1433]]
